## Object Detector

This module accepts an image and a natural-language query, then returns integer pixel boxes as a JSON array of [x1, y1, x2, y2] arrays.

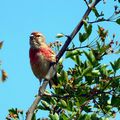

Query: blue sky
[[0, 0, 119, 119]]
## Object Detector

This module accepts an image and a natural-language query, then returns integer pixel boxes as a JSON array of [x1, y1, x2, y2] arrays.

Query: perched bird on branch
[[29, 32, 57, 86]]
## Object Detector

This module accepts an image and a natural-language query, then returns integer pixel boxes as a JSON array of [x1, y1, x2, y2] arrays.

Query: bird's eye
[[36, 35, 41, 37]]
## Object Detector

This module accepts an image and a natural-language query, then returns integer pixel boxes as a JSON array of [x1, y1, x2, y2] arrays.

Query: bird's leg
[[38, 79, 49, 95]]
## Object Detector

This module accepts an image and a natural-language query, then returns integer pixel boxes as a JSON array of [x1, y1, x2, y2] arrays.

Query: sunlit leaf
[[82, 67, 93, 76], [49, 113, 59, 120], [66, 49, 82, 58], [41, 100, 50, 109], [56, 33, 64, 38], [58, 99, 67, 108]]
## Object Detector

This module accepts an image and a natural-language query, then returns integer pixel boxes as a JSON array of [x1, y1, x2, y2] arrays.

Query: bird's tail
[[45, 64, 58, 88]]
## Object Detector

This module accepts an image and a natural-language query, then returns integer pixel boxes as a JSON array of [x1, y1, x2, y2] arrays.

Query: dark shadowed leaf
[[116, 18, 120, 25], [92, 7, 100, 17], [32, 113, 36, 120], [0, 41, 3, 49], [111, 96, 120, 107], [79, 32, 89, 43]]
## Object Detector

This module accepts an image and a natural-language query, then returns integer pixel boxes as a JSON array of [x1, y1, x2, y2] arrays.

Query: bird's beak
[[30, 35, 34, 40]]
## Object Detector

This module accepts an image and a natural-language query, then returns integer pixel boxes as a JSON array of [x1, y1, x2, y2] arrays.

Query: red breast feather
[[29, 44, 56, 80]]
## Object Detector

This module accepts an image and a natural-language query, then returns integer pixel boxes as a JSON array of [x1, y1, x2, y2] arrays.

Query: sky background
[[0, 0, 120, 119]]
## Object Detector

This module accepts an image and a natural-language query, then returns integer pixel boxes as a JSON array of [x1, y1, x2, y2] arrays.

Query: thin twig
[[93, 99, 108, 115], [84, 0, 90, 8], [88, 12, 120, 24], [56, 0, 101, 62], [66, 45, 89, 51], [88, 18, 115, 24]]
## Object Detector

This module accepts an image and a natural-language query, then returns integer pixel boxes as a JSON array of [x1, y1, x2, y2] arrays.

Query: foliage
[[35, 25, 120, 119]]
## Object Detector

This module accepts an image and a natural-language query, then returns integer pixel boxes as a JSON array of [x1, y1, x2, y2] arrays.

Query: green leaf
[[58, 99, 67, 108], [65, 49, 82, 58], [83, 106, 92, 112], [92, 70, 100, 76], [110, 58, 120, 72], [84, 51, 96, 66], [87, 24, 92, 36], [50, 98, 57, 105], [80, 23, 92, 42], [66, 100, 73, 111], [73, 76, 82, 85], [82, 67, 93, 76], [37, 105, 47, 110], [91, 114, 98, 120], [92, 7, 100, 17], [41, 100, 50, 109], [84, 51, 92, 64], [111, 96, 120, 107], [32, 113, 36, 120], [55, 87, 66, 95], [75, 55, 81, 65], [56, 33, 64, 38], [59, 113, 68, 120], [110, 62, 115, 72], [79, 32, 89, 43], [96, 41, 101, 51], [114, 58, 120, 70], [60, 70, 68, 83], [116, 18, 120, 25], [49, 113, 59, 120]]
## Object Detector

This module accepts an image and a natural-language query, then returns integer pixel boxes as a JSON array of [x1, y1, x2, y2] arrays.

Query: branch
[[26, 79, 49, 120], [26, 0, 101, 119], [93, 99, 107, 115], [83, 0, 90, 8], [66, 45, 89, 51], [56, 0, 101, 62], [88, 18, 115, 24]]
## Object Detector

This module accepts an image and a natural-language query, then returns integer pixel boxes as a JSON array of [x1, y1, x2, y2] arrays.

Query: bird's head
[[29, 32, 46, 49]]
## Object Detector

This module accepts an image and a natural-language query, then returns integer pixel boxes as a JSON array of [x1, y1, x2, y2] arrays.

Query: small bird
[[29, 32, 57, 86]]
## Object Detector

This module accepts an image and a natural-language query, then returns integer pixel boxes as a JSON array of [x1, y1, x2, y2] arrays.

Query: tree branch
[[26, 0, 101, 119], [83, 0, 90, 8], [56, 0, 101, 62], [66, 45, 89, 51], [26, 79, 49, 120]]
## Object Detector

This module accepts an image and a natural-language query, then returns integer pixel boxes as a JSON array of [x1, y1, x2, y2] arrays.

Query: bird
[[29, 32, 57, 86]]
